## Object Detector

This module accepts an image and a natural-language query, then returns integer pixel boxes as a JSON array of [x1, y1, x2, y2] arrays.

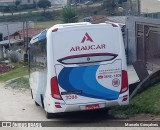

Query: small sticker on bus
[[65, 95, 78, 100], [112, 78, 120, 87], [61, 90, 82, 95], [85, 104, 100, 110]]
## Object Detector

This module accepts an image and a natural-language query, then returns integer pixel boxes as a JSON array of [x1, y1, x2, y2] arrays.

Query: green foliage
[[9, 51, 19, 63], [15, 0, 21, 10], [112, 83, 160, 115], [0, 66, 28, 82], [15, 0, 21, 6], [37, 0, 51, 12], [35, 20, 63, 28], [103, 0, 118, 14], [0, 12, 55, 22], [62, 7, 78, 23]]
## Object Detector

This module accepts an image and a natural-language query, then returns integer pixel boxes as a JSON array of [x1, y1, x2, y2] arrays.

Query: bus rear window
[[57, 53, 118, 64]]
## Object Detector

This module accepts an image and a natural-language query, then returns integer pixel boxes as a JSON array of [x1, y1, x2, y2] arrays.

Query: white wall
[[49, 0, 67, 6], [20, 0, 34, 5], [141, 0, 160, 13], [19, 0, 67, 6]]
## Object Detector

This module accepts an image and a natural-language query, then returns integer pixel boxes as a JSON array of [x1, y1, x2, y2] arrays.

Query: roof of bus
[[30, 22, 120, 44], [30, 22, 91, 44], [53, 22, 91, 28]]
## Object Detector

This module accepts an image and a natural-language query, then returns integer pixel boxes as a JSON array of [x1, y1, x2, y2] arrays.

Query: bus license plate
[[85, 104, 100, 110]]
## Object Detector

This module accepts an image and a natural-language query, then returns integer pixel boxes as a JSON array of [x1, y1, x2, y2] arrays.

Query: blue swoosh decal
[[58, 66, 119, 100]]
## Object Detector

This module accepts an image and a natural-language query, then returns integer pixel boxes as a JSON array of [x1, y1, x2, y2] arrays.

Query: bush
[[62, 7, 78, 23], [0, 12, 55, 22], [8, 51, 19, 63], [36, 12, 55, 21]]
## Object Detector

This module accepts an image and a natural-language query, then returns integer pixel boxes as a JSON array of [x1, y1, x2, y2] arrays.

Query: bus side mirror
[[24, 53, 28, 62]]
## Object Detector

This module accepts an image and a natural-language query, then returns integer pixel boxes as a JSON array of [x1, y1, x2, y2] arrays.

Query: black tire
[[30, 89, 33, 99], [46, 112, 53, 119], [40, 94, 44, 108], [99, 108, 110, 112], [46, 112, 59, 119], [35, 101, 40, 106]]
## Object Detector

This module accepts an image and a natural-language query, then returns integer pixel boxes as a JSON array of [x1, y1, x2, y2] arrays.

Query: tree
[[15, 0, 21, 10], [9, 6, 16, 15], [15, 0, 21, 6], [0, 7, 6, 16], [67, 0, 72, 5], [103, 0, 118, 15], [33, 0, 37, 8], [62, 7, 78, 23], [37, 0, 51, 12]]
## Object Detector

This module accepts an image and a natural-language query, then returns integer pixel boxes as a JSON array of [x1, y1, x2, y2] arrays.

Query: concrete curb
[[130, 69, 160, 99]]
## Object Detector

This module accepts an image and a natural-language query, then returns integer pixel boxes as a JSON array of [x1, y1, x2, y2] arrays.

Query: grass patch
[[0, 66, 28, 82], [5, 77, 29, 89], [35, 20, 63, 28], [0, 12, 55, 22], [112, 83, 160, 115]]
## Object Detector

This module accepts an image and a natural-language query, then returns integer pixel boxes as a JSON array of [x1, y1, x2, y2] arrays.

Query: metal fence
[[136, 22, 160, 71]]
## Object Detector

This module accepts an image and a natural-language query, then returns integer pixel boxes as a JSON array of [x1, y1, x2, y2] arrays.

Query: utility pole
[[67, 0, 71, 6], [26, 21, 29, 50], [129, 0, 133, 15], [137, 0, 141, 16], [23, 21, 25, 48], [6, 24, 11, 50]]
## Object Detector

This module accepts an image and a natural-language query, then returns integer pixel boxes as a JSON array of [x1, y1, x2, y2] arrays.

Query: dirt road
[[0, 82, 160, 129], [0, 83, 120, 122], [0, 83, 46, 121]]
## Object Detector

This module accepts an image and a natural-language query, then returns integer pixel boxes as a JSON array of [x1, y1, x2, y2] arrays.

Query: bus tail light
[[52, 28, 58, 32], [120, 70, 128, 94], [112, 23, 118, 27], [55, 102, 62, 108], [51, 77, 62, 100], [122, 95, 128, 102]]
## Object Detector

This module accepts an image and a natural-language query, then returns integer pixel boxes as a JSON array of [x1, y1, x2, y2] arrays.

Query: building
[[0, 0, 36, 8], [19, 0, 35, 8], [126, 16, 160, 70], [141, 0, 160, 13], [0, 0, 68, 8], [0, 21, 34, 40], [10, 28, 45, 41], [0, 0, 15, 7], [0, 22, 34, 60], [49, 0, 67, 6]]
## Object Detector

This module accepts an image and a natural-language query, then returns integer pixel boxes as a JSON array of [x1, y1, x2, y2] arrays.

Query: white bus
[[29, 22, 129, 119]]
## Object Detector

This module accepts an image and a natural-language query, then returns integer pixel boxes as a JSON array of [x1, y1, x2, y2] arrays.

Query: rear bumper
[[64, 101, 119, 112], [46, 91, 129, 113], [45, 90, 129, 113]]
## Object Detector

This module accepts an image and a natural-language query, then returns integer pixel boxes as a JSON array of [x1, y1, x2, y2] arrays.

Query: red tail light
[[122, 95, 128, 102], [112, 23, 118, 27], [51, 77, 62, 100], [52, 28, 58, 32], [120, 70, 128, 94], [55, 102, 62, 108]]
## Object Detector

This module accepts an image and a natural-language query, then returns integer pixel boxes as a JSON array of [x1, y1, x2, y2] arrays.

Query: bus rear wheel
[[46, 112, 59, 119], [35, 101, 40, 106], [46, 112, 53, 119]]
